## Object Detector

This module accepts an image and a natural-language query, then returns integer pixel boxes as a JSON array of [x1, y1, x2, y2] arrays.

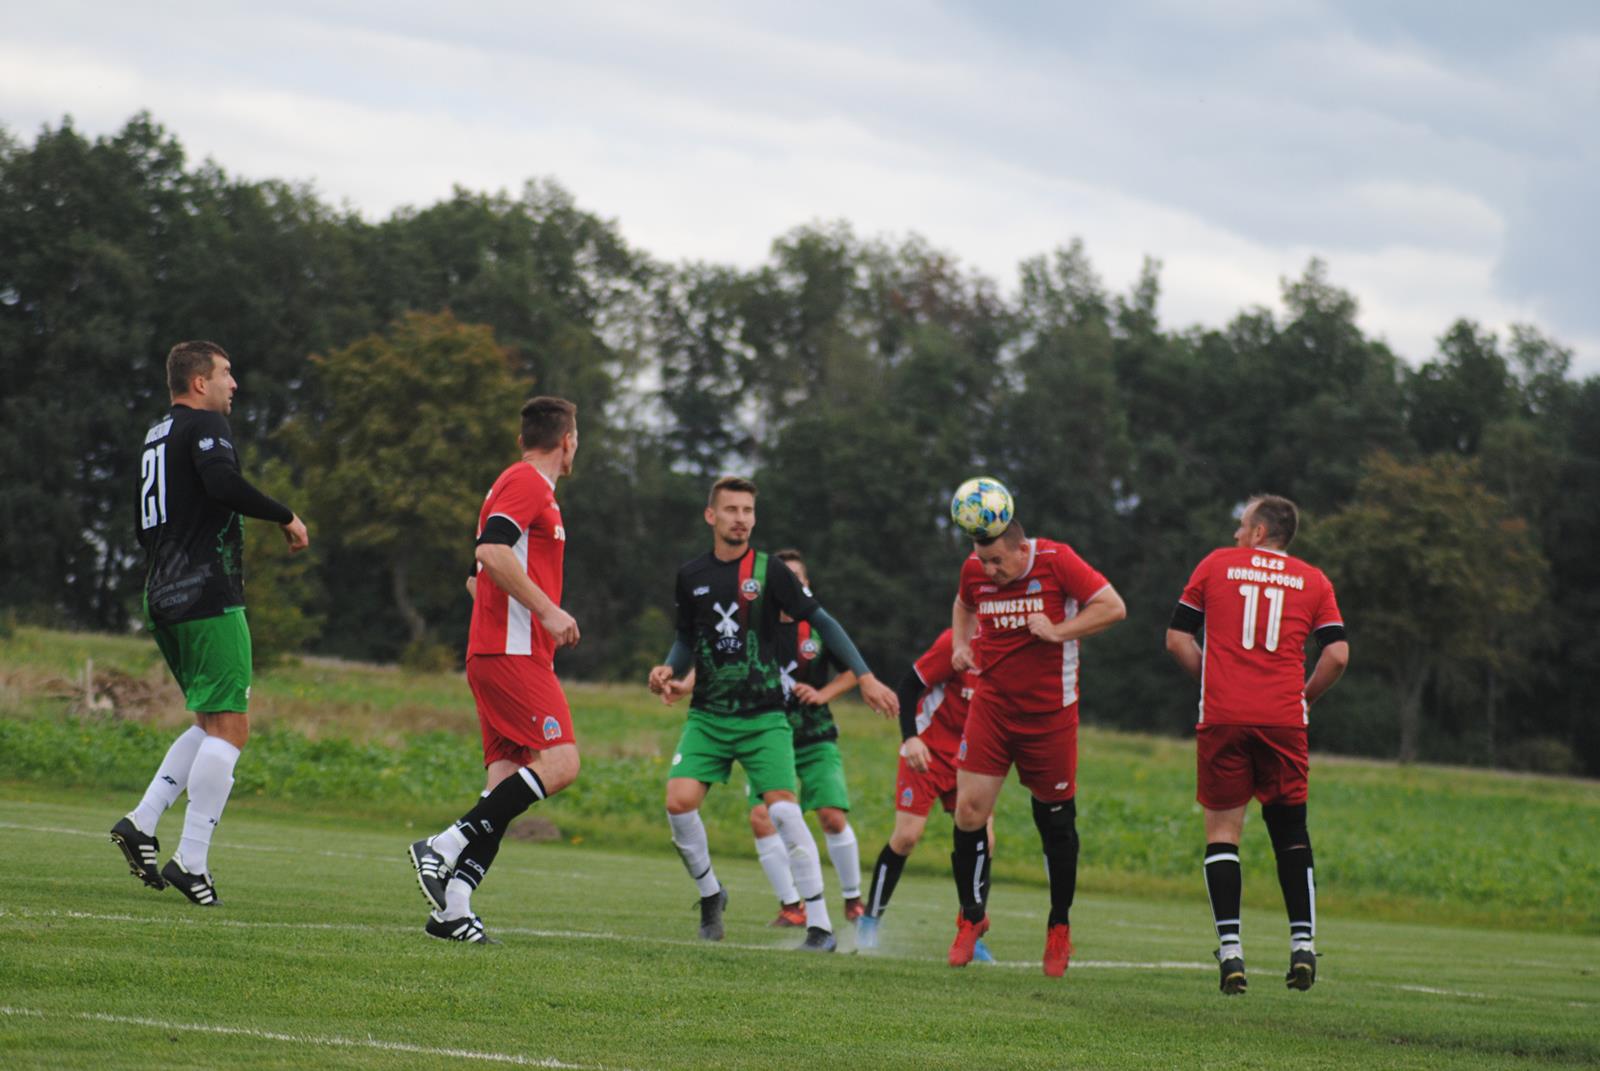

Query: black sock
[[951, 826, 987, 923], [867, 845, 907, 918], [453, 834, 502, 890], [980, 835, 993, 907], [1204, 841, 1243, 952], [1032, 796, 1077, 928], [454, 768, 546, 843], [1275, 844, 1315, 947]]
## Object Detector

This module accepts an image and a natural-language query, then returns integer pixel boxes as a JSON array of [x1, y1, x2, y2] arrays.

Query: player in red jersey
[[855, 628, 991, 960], [948, 521, 1126, 976], [1165, 494, 1349, 993], [406, 397, 583, 943]]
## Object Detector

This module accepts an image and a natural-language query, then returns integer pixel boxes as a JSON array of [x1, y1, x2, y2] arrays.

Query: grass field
[[3, 625, 1599, 1068]]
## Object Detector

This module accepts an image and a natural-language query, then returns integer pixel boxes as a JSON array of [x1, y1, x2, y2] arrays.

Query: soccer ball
[[950, 477, 1014, 540]]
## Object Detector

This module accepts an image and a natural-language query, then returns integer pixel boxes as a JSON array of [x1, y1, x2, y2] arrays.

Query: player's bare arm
[[793, 669, 857, 707], [1164, 627, 1203, 681], [1025, 585, 1127, 644], [951, 599, 979, 672], [475, 542, 580, 647], [282, 514, 309, 552], [1304, 639, 1350, 705]]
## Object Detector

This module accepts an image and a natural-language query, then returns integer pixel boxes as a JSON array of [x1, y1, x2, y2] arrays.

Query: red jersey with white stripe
[[958, 537, 1110, 714], [912, 628, 977, 743], [1179, 545, 1342, 726], [468, 462, 566, 660]]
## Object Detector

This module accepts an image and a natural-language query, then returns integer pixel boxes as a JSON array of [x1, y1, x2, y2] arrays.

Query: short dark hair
[[708, 475, 758, 507], [1246, 494, 1298, 548], [520, 396, 577, 451], [974, 520, 1026, 548], [167, 340, 229, 397]]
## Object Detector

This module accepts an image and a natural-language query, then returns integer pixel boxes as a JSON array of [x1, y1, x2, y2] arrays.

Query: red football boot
[[769, 901, 806, 927], [1043, 923, 1073, 977], [948, 912, 991, 967]]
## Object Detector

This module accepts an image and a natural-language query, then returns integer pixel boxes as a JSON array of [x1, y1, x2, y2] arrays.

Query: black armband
[[199, 465, 294, 525], [1313, 623, 1347, 649], [1169, 602, 1204, 634], [476, 516, 522, 547], [894, 664, 924, 740]]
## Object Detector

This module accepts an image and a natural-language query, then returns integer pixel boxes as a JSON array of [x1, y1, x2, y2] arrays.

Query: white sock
[[130, 726, 206, 835], [754, 833, 800, 904], [824, 824, 861, 899], [443, 875, 474, 920], [432, 824, 470, 868], [668, 810, 720, 897], [176, 736, 240, 874], [768, 800, 829, 930]]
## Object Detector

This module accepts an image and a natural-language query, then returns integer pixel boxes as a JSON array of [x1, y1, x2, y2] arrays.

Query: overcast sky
[[4, 1, 1596, 372]]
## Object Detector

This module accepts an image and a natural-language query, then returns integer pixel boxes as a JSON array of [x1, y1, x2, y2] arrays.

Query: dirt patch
[[506, 816, 563, 843]]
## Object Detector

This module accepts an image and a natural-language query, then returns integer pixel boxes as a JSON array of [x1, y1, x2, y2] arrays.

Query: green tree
[[242, 459, 324, 666], [1306, 452, 1546, 762], [289, 311, 529, 663]]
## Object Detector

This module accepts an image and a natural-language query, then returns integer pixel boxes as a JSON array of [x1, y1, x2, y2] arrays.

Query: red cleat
[[769, 901, 806, 927], [948, 912, 991, 967], [844, 897, 865, 922], [1043, 923, 1073, 977]]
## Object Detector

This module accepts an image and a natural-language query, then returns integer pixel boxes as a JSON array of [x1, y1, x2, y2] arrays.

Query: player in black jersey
[[647, 476, 898, 951], [746, 550, 873, 927], [110, 341, 308, 906]]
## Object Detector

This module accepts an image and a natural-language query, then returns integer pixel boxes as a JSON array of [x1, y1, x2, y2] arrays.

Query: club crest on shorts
[[900, 787, 914, 806], [740, 577, 761, 601], [958, 738, 968, 760], [542, 715, 561, 740]]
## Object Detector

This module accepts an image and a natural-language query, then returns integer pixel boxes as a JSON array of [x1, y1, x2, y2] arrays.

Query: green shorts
[[745, 740, 851, 812], [150, 606, 253, 713], [671, 709, 795, 798]]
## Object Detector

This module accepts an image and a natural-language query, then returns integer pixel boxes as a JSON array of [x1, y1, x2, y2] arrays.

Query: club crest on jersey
[[900, 787, 914, 806], [198, 437, 215, 451], [740, 578, 761, 601], [799, 638, 819, 660], [1026, 579, 1043, 595], [542, 716, 561, 741]]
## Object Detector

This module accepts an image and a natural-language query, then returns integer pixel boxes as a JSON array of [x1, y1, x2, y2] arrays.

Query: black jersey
[[674, 548, 820, 718], [779, 618, 846, 747], [137, 406, 254, 625]]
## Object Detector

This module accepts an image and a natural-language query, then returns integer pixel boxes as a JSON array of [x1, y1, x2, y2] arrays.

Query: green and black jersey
[[674, 548, 820, 718], [136, 405, 291, 626], [778, 618, 847, 747]]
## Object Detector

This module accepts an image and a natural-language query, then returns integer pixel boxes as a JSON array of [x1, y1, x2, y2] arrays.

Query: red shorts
[[1195, 723, 1308, 809], [466, 654, 575, 767], [960, 695, 1078, 803], [895, 723, 963, 816]]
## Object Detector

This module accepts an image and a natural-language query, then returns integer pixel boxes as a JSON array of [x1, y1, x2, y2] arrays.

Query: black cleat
[[1217, 951, 1248, 995], [800, 926, 837, 952], [161, 856, 220, 906], [408, 837, 451, 912], [110, 817, 166, 890], [425, 911, 499, 944], [1286, 948, 1318, 990], [698, 887, 728, 941]]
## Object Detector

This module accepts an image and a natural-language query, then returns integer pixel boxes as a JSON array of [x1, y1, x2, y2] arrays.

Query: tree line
[[4, 114, 1596, 776]]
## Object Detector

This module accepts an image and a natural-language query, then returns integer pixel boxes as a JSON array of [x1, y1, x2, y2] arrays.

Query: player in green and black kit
[[648, 477, 899, 952], [110, 341, 309, 906], [747, 549, 872, 928]]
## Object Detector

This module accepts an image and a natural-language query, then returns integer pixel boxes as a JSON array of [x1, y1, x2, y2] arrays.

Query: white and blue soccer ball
[[950, 477, 1014, 540]]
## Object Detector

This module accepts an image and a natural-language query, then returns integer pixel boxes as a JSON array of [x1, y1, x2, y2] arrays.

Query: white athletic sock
[[130, 726, 206, 835], [176, 736, 240, 874], [768, 799, 829, 929], [432, 824, 470, 868], [668, 810, 720, 897], [755, 833, 800, 904], [824, 824, 861, 899], [442, 875, 474, 920]]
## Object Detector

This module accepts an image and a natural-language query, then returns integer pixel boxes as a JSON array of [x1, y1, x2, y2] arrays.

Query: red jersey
[[958, 537, 1111, 714], [1178, 545, 1342, 726], [912, 628, 977, 741], [468, 462, 566, 659]]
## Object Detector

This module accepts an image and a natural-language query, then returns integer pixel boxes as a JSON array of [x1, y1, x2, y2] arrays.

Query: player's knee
[[817, 808, 848, 835], [1262, 803, 1310, 853], [1031, 796, 1078, 853], [665, 781, 702, 815], [536, 746, 580, 794], [954, 800, 988, 830], [889, 828, 920, 855], [748, 806, 775, 837]]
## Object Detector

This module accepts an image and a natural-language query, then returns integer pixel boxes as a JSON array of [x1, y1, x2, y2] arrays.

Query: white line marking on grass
[[1392, 984, 1492, 999], [0, 1006, 614, 1068]]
